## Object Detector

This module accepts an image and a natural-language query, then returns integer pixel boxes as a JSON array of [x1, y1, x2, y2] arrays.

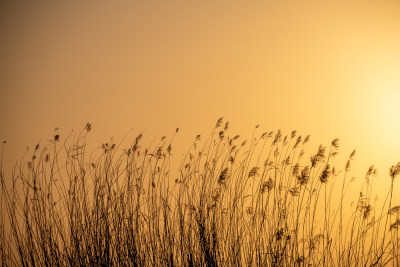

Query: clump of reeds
[[0, 119, 399, 266]]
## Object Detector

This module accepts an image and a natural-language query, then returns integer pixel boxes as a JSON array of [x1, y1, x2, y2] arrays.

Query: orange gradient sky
[[1, 1, 400, 195]]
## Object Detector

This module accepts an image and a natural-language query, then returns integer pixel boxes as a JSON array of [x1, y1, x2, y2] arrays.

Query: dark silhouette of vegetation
[[1, 119, 399, 266]]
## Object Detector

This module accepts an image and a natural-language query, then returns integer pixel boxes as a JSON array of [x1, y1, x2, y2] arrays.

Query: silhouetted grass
[[1, 119, 399, 266]]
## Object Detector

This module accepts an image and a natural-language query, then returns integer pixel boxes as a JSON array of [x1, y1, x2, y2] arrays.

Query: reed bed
[[1, 119, 399, 266]]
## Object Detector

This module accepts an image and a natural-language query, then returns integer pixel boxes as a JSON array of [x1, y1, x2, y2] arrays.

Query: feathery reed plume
[[345, 150, 356, 171], [293, 136, 302, 149], [365, 165, 377, 184], [331, 138, 339, 149], [388, 206, 400, 215], [289, 187, 300, 197], [319, 164, 330, 183], [273, 130, 282, 145], [389, 219, 400, 231], [167, 144, 172, 154], [224, 121, 229, 131], [218, 168, 229, 185], [248, 167, 259, 177], [85, 122, 92, 132], [311, 145, 326, 167], [366, 165, 377, 176], [261, 132, 268, 139], [284, 156, 291, 165], [297, 166, 310, 185], [350, 149, 356, 159], [215, 117, 223, 128], [246, 207, 254, 215], [292, 163, 299, 177], [261, 177, 274, 193], [389, 162, 400, 179], [219, 131, 225, 140]]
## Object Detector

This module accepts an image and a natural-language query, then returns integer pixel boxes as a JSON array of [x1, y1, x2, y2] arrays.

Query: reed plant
[[0, 119, 399, 266]]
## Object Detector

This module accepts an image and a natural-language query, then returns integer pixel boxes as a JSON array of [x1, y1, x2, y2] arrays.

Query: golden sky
[[1, 1, 400, 193]]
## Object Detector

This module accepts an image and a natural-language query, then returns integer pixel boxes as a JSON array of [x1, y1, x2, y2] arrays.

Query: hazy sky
[[1, 1, 400, 192]]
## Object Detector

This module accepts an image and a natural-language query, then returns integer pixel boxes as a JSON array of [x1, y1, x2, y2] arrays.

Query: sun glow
[[367, 74, 400, 138], [378, 91, 400, 135]]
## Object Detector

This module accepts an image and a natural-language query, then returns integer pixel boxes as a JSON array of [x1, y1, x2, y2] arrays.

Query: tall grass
[[1, 119, 399, 266]]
